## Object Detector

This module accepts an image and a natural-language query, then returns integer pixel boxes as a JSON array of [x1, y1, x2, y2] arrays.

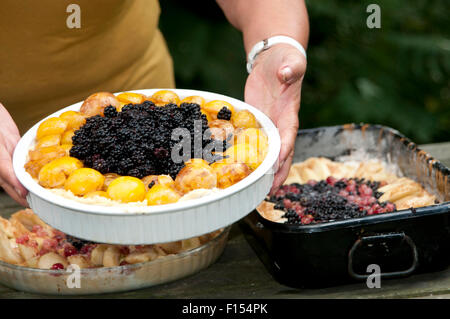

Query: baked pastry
[[258, 157, 436, 224], [24, 90, 269, 207], [0, 209, 222, 269]]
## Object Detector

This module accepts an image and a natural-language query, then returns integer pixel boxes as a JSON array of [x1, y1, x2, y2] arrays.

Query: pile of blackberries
[[269, 177, 396, 225], [70, 101, 218, 179]]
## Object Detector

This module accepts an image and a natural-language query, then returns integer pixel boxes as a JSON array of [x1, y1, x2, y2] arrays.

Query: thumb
[[277, 49, 307, 85]]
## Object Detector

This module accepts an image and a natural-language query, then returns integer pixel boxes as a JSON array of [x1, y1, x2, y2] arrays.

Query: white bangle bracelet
[[246, 35, 307, 73]]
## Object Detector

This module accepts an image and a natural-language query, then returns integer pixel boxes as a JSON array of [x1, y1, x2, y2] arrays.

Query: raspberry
[[385, 203, 396, 212], [51, 263, 64, 270], [326, 176, 337, 185], [64, 245, 78, 257], [119, 246, 130, 255], [301, 215, 313, 224], [80, 244, 96, 255], [16, 234, 29, 244]]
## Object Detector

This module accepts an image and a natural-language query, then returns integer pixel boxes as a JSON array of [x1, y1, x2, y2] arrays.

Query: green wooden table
[[1, 143, 449, 299]]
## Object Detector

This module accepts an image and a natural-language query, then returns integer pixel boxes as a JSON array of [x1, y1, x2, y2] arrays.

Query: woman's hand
[[244, 44, 306, 192], [0, 103, 28, 206]]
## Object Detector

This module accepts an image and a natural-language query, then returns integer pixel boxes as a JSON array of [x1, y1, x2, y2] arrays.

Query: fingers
[[0, 160, 28, 206], [0, 178, 28, 207], [270, 123, 297, 193], [0, 103, 20, 139], [0, 144, 28, 207], [270, 149, 294, 194], [278, 121, 298, 167], [0, 103, 28, 206]]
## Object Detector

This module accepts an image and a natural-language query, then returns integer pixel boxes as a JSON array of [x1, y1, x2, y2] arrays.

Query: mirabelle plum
[[157, 175, 175, 187], [146, 184, 181, 206], [224, 143, 263, 170], [84, 191, 109, 199], [234, 128, 268, 157], [117, 92, 146, 105], [211, 162, 251, 189], [116, 102, 127, 112], [144, 97, 157, 104], [60, 144, 72, 156], [151, 90, 180, 106], [25, 146, 67, 178], [25, 159, 48, 179], [59, 111, 86, 130], [65, 168, 105, 196], [141, 174, 175, 191], [141, 175, 158, 190], [28, 145, 67, 162], [38, 157, 83, 188], [185, 158, 210, 168], [231, 110, 259, 129], [202, 100, 235, 121], [80, 92, 121, 117], [180, 96, 205, 107], [35, 134, 61, 149], [102, 173, 120, 190], [36, 118, 68, 140], [107, 176, 146, 203], [208, 120, 235, 141], [175, 165, 217, 194], [61, 130, 75, 145]]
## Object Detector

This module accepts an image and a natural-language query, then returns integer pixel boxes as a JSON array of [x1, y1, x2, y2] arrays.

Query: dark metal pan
[[242, 124, 450, 288]]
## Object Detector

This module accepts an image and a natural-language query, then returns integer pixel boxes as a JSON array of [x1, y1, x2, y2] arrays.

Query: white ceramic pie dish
[[12, 89, 281, 244]]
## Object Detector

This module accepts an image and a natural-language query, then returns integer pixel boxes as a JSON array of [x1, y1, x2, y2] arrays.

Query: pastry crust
[[257, 201, 287, 223]]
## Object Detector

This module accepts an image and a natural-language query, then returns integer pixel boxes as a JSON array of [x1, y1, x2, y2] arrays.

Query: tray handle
[[347, 232, 418, 280]]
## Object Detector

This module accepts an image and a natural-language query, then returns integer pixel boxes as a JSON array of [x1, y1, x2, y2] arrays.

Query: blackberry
[[65, 235, 94, 250], [334, 180, 347, 189], [217, 107, 232, 120], [104, 105, 118, 118], [70, 102, 218, 179]]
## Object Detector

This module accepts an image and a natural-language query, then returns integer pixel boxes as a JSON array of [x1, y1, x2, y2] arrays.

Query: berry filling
[[269, 177, 396, 225], [70, 102, 222, 179]]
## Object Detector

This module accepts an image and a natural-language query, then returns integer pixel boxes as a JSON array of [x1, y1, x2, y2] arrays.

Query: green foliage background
[[159, 0, 449, 144]]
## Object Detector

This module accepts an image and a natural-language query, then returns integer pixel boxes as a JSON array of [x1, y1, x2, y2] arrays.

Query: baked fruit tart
[[257, 157, 437, 224], [0, 209, 222, 269], [24, 90, 269, 207]]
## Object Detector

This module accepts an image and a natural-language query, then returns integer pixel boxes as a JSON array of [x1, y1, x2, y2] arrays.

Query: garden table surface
[[0, 142, 449, 299]]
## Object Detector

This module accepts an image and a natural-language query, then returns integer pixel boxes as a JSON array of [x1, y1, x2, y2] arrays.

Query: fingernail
[[281, 67, 293, 83]]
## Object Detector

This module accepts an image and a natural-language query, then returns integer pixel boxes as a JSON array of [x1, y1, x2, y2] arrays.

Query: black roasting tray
[[242, 124, 450, 288]]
